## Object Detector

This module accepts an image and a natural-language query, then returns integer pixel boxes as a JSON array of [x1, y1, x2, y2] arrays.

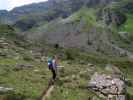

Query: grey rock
[[0, 87, 13, 93], [88, 72, 127, 100], [14, 63, 33, 71]]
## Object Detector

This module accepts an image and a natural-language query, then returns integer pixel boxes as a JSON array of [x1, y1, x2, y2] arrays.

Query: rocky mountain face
[[0, 0, 133, 57], [0, 0, 114, 25], [24, 0, 133, 57]]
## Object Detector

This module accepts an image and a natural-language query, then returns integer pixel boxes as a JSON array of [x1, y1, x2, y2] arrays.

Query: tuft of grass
[[120, 13, 133, 32]]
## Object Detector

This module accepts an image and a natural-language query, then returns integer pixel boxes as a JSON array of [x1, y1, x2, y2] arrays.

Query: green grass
[[48, 87, 96, 100], [0, 48, 133, 100], [120, 13, 133, 33], [0, 58, 51, 100], [47, 61, 102, 100], [0, 55, 102, 100], [64, 7, 97, 32], [0, 31, 133, 100], [110, 13, 133, 52], [0, 24, 16, 38]]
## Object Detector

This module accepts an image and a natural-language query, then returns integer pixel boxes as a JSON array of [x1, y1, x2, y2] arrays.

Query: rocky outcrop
[[88, 72, 127, 100], [0, 87, 13, 93], [14, 63, 33, 71]]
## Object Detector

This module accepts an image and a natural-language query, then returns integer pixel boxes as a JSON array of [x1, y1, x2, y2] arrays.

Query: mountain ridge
[[0, 0, 116, 25]]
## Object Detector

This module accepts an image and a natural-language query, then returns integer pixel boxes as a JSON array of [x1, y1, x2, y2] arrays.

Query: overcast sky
[[0, 0, 48, 11]]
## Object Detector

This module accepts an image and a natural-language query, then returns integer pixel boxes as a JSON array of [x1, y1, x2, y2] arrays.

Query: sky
[[0, 0, 48, 11]]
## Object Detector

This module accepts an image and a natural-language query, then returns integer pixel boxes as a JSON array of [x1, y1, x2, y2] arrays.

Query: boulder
[[88, 72, 127, 100], [0, 87, 13, 93], [87, 63, 94, 67]]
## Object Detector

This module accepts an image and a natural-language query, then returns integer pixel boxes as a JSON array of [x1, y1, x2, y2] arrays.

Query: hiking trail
[[40, 66, 64, 100], [40, 79, 55, 100], [41, 85, 54, 100]]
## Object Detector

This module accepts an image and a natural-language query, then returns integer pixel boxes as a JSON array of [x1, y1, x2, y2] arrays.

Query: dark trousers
[[51, 68, 56, 80]]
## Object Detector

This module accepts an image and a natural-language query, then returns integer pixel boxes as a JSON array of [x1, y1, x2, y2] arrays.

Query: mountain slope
[[0, 0, 133, 56], [25, 3, 133, 57], [0, 0, 115, 26]]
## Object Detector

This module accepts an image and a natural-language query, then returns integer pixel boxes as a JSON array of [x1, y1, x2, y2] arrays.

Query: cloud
[[0, 0, 9, 10], [0, 0, 48, 10]]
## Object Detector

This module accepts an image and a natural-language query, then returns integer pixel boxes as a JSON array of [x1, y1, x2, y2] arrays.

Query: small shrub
[[127, 93, 133, 100], [64, 49, 79, 60]]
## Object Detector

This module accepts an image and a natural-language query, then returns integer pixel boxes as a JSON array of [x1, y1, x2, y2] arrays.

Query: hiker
[[48, 56, 58, 81], [52, 55, 58, 73]]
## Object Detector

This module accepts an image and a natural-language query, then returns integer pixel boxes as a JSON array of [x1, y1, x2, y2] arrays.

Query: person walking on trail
[[48, 56, 58, 81], [52, 55, 58, 73]]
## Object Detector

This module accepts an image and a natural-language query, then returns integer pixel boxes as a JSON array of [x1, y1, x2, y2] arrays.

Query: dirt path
[[41, 85, 54, 100], [40, 79, 55, 100], [40, 66, 87, 99], [40, 66, 64, 100]]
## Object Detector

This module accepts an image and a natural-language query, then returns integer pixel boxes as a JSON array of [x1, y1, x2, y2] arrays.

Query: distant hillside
[[23, 0, 133, 57], [0, 0, 133, 57], [0, 10, 16, 24], [0, 0, 115, 28]]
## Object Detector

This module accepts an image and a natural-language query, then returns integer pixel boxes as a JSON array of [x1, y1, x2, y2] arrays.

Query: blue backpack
[[48, 57, 53, 69]]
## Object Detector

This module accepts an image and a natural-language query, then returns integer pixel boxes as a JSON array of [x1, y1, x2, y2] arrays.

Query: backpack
[[48, 57, 53, 69]]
